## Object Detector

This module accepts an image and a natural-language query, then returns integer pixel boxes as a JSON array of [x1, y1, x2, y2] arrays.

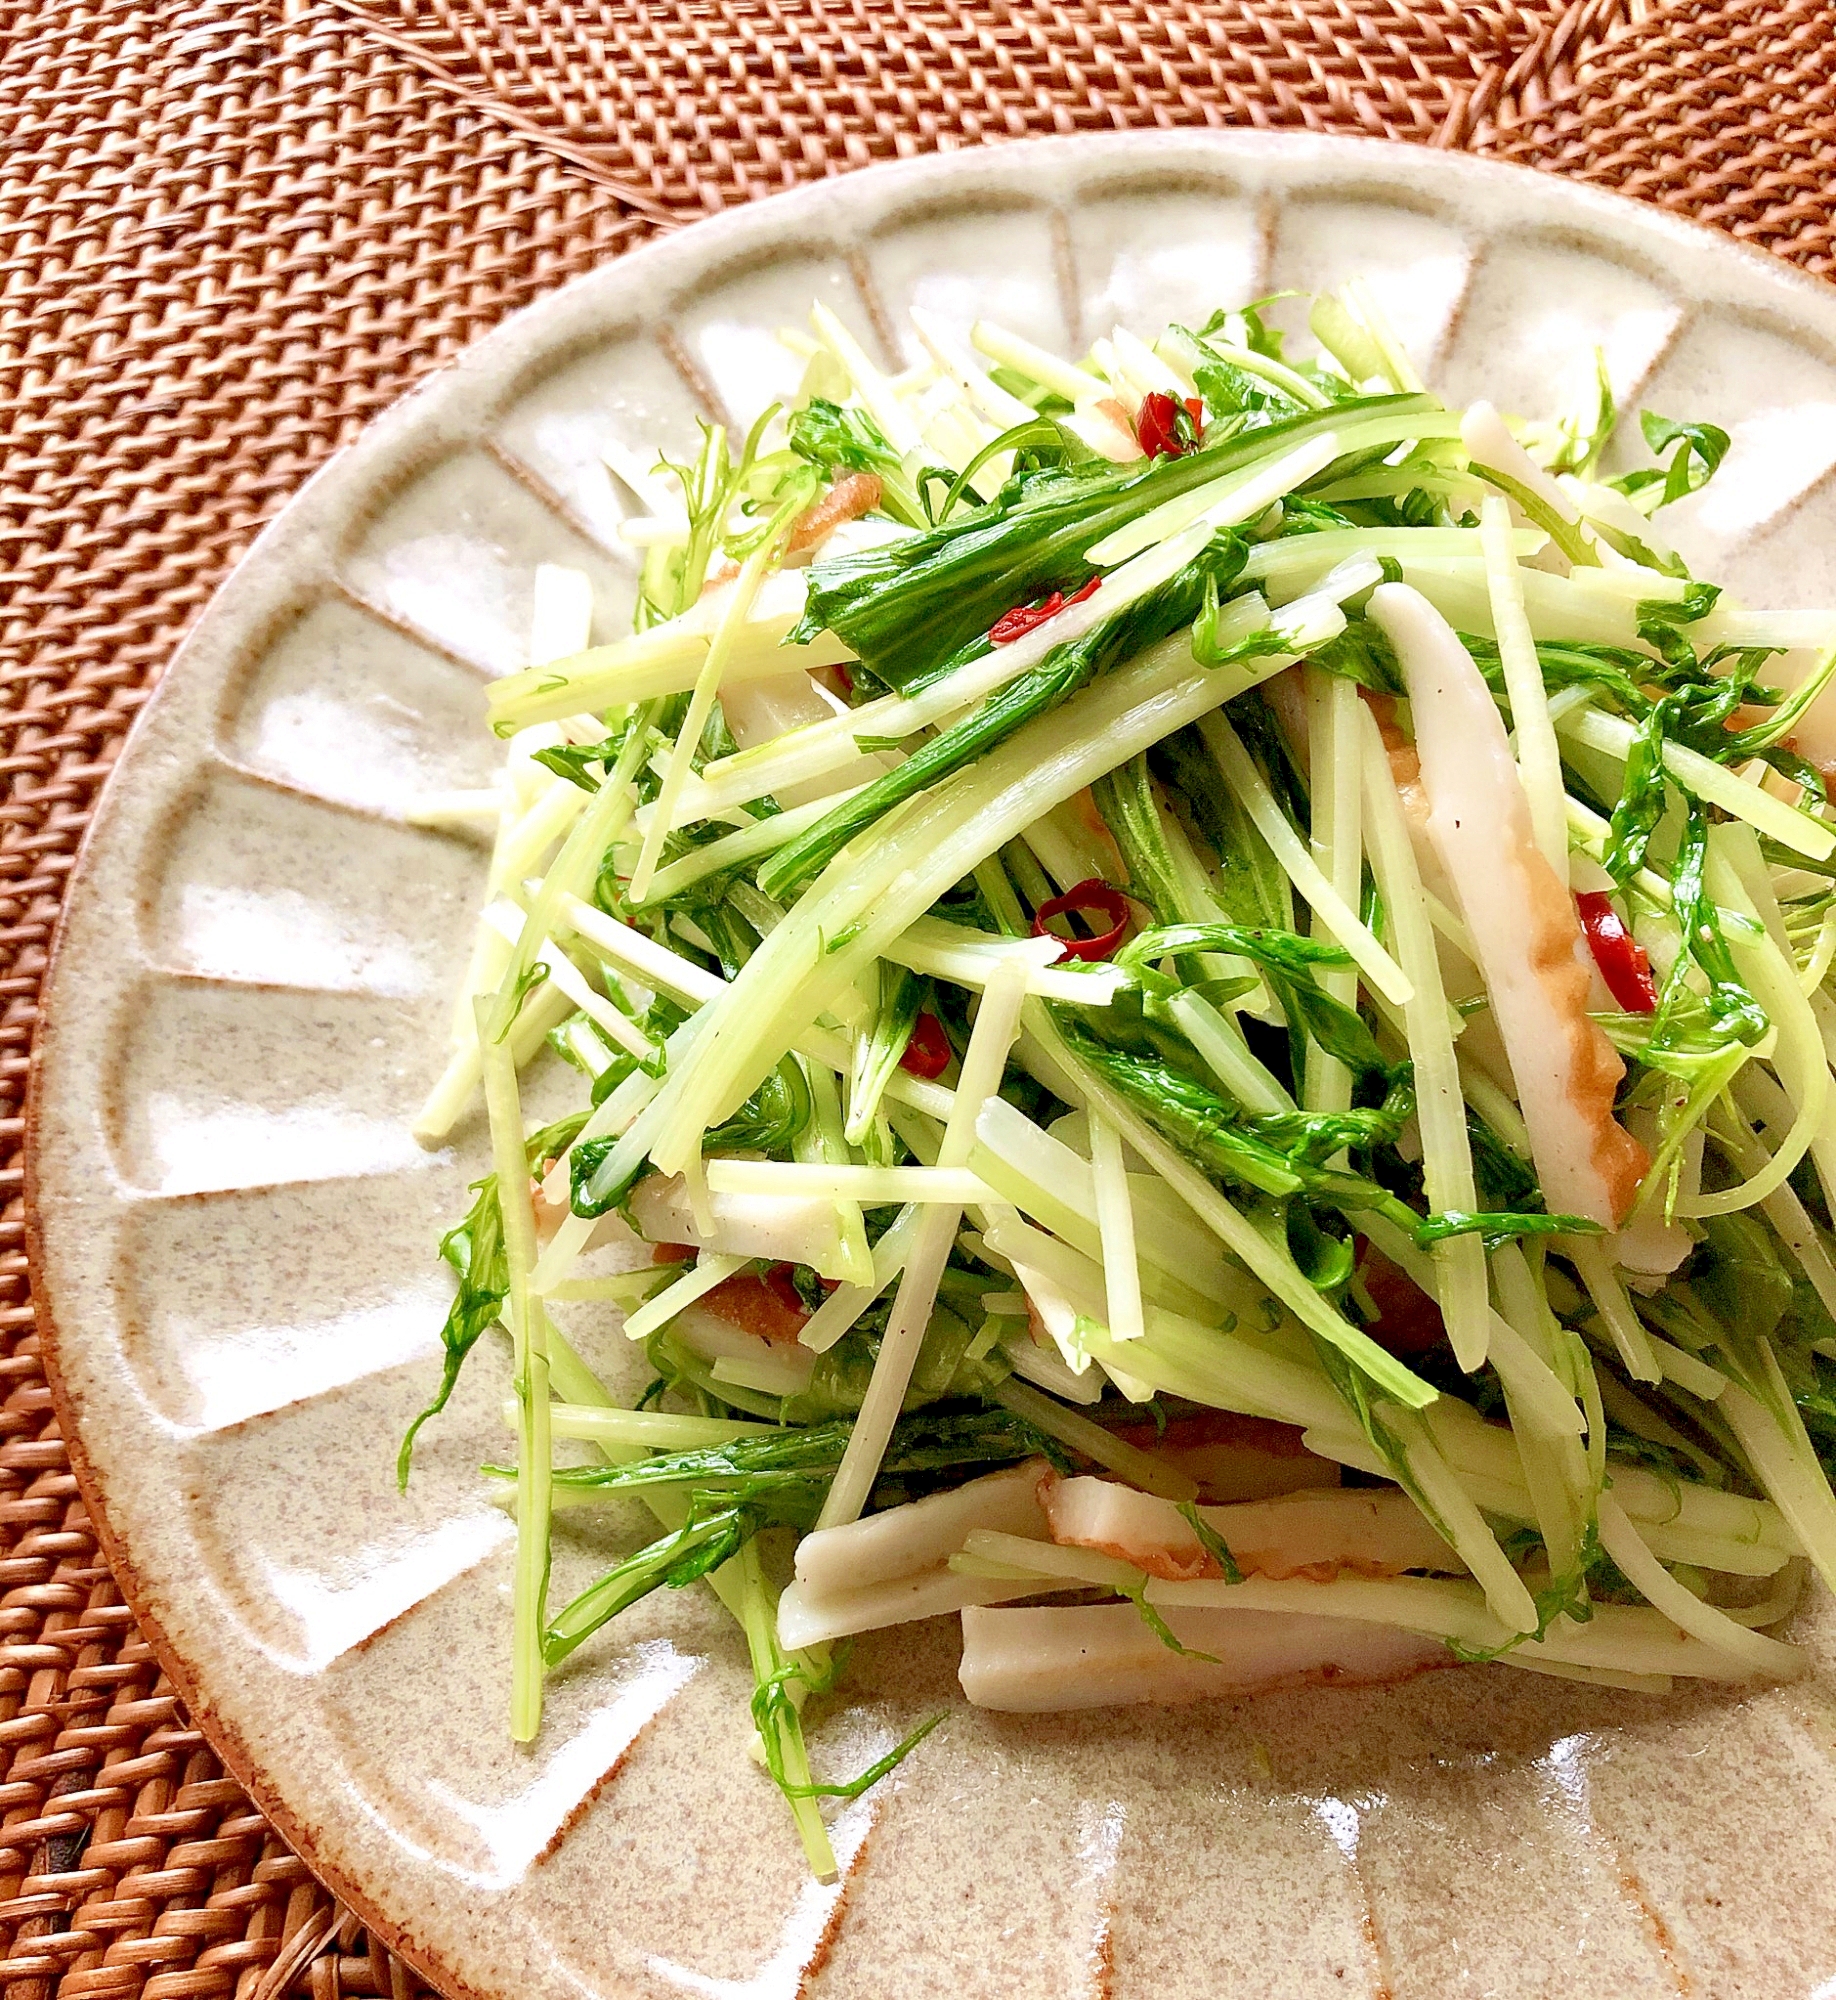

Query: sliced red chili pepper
[[990, 592, 1061, 645], [832, 661, 854, 698], [899, 1009, 954, 1079], [1135, 392, 1207, 460], [988, 574, 1101, 647], [1135, 390, 1181, 459], [1032, 878, 1132, 962], [1575, 890, 1657, 1013]]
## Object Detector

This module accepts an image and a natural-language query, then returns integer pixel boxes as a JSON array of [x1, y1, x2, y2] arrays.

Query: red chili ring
[[1032, 878, 1132, 962], [899, 1010, 954, 1079], [989, 574, 1101, 646], [1575, 890, 1657, 1014]]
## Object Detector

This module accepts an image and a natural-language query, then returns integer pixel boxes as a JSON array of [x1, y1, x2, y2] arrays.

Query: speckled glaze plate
[[30, 132, 1836, 2000]]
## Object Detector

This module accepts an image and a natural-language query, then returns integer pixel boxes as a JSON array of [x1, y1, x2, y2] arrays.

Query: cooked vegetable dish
[[401, 281, 1836, 1881]]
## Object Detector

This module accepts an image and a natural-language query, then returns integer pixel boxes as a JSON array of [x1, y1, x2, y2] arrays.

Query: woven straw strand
[[7, 0, 1836, 1991]]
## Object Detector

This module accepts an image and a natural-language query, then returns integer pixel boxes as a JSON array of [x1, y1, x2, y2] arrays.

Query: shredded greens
[[405, 276, 1836, 1875]]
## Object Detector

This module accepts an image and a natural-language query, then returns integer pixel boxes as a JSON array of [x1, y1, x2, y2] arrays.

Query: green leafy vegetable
[[1613, 411, 1731, 513], [1055, 1012, 1422, 1242], [1117, 921, 1387, 1078], [1653, 804, 1771, 1051], [792, 395, 1439, 691], [399, 1112, 588, 1488], [846, 961, 930, 1144], [760, 534, 1248, 897], [535, 1405, 1057, 1494], [1415, 1211, 1605, 1247], [1178, 1501, 1245, 1584], [545, 1495, 763, 1665], [532, 740, 616, 792], [789, 398, 931, 528], [754, 1667, 945, 1798]]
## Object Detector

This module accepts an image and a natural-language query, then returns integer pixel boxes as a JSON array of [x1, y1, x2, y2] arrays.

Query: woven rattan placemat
[[4, 1, 1832, 1990]]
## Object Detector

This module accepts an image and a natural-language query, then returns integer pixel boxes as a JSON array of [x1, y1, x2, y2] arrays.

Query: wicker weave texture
[[3, 0, 1834, 1991], [1482, 0, 1836, 272], [340, 0, 1585, 185]]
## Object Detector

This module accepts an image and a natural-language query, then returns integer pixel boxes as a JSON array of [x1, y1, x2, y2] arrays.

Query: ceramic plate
[[31, 132, 1836, 2000]]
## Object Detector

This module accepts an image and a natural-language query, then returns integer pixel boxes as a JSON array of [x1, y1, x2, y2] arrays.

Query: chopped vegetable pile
[[403, 281, 1836, 1881]]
